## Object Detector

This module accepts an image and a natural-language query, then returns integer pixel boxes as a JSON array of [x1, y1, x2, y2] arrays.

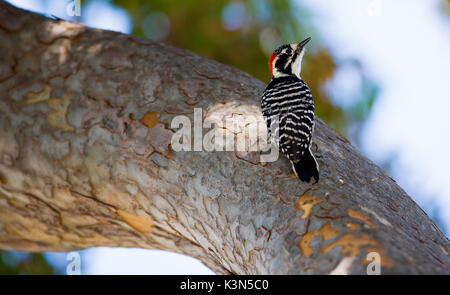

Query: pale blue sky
[[5, 0, 450, 274]]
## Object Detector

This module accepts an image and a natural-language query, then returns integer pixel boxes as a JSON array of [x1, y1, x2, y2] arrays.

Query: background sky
[[302, 0, 450, 234], [4, 0, 449, 274]]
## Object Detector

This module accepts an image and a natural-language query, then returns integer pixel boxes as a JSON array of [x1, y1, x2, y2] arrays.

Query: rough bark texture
[[0, 2, 448, 274]]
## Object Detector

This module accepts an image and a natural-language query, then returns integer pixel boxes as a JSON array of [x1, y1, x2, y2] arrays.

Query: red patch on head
[[268, 52, 277, 76]]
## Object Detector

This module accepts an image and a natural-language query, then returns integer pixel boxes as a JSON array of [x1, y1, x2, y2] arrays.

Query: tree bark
[[0, 1, 448, 274]]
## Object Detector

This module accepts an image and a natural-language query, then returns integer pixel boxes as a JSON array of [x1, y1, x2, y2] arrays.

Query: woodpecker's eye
[[274, 44, 291, 55]]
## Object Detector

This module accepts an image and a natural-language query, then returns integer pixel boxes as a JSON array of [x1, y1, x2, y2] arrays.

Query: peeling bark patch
[[359, 205, 392, 227], [116, 209, 154, 233], [43, 39, 79, 78], [298, 222, 339, 257], [140, 112, 159, 128], [25, 85, 75, 132], [345, 222, 360, 230], [46, 93, 75, 132], [294, 195, 322, 219], [25, 85, 52, 104], [347, 208, 378, 229], [36, 21, 84, 44], [321, 232, 394, 268], [321, 233, 376, 257]]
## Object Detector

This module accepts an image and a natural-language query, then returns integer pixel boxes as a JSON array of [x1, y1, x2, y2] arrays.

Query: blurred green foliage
[[0, 251, 55, 274]]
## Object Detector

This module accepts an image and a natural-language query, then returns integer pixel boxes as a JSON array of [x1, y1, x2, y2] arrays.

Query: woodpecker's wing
[[261, 77, 302, 145], [262, 76, 315, 163], [278, 109, 313, 163]]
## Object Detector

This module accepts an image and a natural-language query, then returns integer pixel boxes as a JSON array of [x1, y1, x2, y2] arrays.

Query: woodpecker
[[261, 37, 319, 182]]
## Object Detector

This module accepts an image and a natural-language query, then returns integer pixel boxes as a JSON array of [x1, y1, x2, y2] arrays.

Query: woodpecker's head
[[269, 37, 311, 79]]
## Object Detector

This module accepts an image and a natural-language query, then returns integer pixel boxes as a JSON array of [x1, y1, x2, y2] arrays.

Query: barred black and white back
[[261, 38, 319, 182]]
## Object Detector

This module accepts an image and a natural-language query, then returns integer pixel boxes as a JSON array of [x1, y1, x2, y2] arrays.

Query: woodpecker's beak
[[296, 37, 311, 52]]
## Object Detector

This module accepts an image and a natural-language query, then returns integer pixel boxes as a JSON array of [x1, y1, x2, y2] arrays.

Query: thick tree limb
[[0, 2, 448, 274]]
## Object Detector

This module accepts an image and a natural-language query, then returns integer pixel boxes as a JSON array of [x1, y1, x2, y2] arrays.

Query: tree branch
[[0, 1, 448, 274]]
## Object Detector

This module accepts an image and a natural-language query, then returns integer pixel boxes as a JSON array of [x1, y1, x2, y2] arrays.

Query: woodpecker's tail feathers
[[292, 148, 319, 183]]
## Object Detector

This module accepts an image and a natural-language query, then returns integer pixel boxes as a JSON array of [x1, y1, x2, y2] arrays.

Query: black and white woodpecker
[[261, 37, 319, 183]]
